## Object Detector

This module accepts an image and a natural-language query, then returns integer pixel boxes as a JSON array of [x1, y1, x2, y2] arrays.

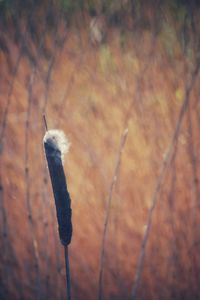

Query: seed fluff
[[43, 130, 70, 164]]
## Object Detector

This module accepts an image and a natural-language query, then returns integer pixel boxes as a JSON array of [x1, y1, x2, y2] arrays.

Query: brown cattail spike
[[43, 130, 72, 246]]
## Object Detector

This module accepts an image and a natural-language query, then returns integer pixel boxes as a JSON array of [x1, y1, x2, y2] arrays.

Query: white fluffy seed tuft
[[43, 130, 70, 163]]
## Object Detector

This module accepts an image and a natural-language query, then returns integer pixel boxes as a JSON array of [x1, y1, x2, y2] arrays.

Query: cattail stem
[[64, 246, 71, 300], [130, 57, 200, 300], [43, 115, 48, 131], [98, 128, 128, 300]]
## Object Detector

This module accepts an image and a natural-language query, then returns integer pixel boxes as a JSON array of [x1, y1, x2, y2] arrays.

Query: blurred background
[[0, 0, 200, 299]]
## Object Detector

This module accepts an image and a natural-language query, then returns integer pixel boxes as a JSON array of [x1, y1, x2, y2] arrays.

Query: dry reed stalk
[[0, 46, 23, 146], [186, 105, 200, 284], [187, 105, 200, 215], [24, 7, 54, 297], [0, 0, 38, 146], [40, 16, 63, 295], [98, 128, 128, 300], [131, 58, 200, 300], [56, 55, 83, 128], [0, 173, 24, 298], [43, 125, 72, 300], [42, 8, 63, 115], [0, 183, 9, 295]]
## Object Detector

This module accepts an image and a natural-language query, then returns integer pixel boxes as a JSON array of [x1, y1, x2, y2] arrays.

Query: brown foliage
[[0, 5, 200, 300]]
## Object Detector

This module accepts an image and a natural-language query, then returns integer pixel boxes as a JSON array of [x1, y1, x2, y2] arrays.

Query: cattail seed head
[[43, 130, 72, 246], [43, 129, 70, 164]]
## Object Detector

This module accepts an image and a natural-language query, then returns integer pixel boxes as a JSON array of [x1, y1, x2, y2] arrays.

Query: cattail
[[43, 129, 72, 246], [43, 123, 72, 299]]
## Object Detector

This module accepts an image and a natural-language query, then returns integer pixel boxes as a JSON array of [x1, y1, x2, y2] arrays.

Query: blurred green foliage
[[99, 45, 115, 74], [0, 0, 199, 66], [175, 88, 184, 103], [60, 0, 74, 13], [0, 0, 15, 18], [160, 22, 178, 57], [0, 0, 199, 25]]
